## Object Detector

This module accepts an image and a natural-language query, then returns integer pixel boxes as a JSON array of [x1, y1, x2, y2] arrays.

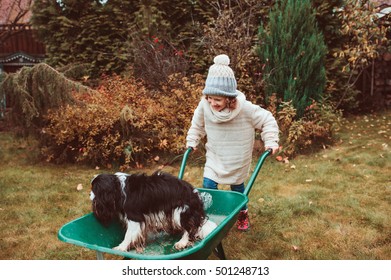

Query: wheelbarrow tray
[[58, 188, 248, 260]]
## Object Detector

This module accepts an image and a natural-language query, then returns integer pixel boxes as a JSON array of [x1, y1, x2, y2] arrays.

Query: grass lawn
[[0, 110, 390, 260]]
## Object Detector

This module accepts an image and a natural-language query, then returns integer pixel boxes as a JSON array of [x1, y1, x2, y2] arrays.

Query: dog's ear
[[93, 195, 117, 227], [91, 174, 121, 226]]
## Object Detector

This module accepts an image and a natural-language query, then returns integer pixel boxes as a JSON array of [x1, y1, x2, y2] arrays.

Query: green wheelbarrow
[[58, 148, 272, 260]]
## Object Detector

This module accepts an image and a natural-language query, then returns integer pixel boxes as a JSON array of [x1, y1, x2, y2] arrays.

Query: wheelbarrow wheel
[[213, 242, 226, 260]]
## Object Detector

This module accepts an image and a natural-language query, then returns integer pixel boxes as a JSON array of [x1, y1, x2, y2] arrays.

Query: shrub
[[130, 36, 191, 89], [1, 63, 94, 136], [273, 97, 342, 157], [41, 73, 202, 169]]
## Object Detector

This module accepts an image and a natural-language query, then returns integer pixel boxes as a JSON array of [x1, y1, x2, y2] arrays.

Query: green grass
[[0, 110, 390, 260]]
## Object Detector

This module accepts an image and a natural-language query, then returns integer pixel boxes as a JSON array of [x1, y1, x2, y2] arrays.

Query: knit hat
[[202, 54, 238, 97]]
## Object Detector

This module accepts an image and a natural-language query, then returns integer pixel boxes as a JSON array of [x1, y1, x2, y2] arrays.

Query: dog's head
[[90, 174, 122, 226]]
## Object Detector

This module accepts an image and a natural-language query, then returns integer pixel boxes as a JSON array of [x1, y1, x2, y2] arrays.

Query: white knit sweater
[[186, 91, 279, 185]]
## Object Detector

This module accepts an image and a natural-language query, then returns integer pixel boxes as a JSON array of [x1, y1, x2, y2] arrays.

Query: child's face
[[207, 96, 228, 112]]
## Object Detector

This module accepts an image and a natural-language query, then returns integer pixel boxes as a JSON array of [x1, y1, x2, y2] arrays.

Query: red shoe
[[237, 209, 250, 231]]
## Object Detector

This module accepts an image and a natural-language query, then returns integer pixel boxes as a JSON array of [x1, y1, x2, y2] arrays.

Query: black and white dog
[[90, 171, 216, 252]]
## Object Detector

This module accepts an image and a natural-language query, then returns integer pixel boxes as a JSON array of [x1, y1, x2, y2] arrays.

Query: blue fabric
[[230, 183, 245, 193], [203, 177, 247, 210], [202, 177, 218, 189]]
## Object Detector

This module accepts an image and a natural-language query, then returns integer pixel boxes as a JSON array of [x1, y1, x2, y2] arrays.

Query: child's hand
[[266, 146, 279, 155]]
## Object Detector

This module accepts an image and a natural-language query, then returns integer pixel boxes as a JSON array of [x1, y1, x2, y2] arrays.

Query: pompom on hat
[[202, 54, 238, 97]]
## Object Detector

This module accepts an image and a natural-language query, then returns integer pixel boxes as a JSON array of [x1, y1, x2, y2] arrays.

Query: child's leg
[[203, 177, 218, 189], [230, 183, 247, 210], [231, 183, 250, 231], [230, 183, 245, 193]]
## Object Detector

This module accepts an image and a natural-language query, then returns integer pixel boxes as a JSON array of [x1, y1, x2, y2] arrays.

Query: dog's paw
[[135, 246, 144, 253], [113, 244, 128, 252], [174, 241, 192, 250], [113, 244, 145, 253]]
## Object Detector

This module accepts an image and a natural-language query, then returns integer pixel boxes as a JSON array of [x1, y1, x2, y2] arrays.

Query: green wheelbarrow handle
[[178, 147, 272, 197], [178, 147, 193, 180], [243, 148, 272, 197]]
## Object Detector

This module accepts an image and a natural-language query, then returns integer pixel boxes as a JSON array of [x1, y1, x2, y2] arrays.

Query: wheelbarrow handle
[[178, 148, 272, 193], [178, 147, 193, 180], [243, 148, 272, 197]]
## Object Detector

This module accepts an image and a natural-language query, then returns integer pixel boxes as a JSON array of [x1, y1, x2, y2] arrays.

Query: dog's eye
[[89, 191, 95, 201]]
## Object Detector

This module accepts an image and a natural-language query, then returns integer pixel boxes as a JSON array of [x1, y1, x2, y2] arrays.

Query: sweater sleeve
[[186, 100, 206, 148], [252, 105, 279, 148]]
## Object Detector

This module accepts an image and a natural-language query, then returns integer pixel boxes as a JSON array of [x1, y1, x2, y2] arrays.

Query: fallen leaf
[[159, 139, 168, 149], [76, 184, 83, 191], [292, 245, 300, 251]]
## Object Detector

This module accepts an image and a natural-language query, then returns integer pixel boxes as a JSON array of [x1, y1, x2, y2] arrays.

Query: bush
[[130, 36, 191, 89], [41, 73, 203, 169], [271, 96, 342, 157], [1, 63, 94, 135]]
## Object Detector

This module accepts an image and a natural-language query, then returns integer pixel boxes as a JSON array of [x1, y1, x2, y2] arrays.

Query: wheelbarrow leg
[[213, 242, 226, 260], [96, 251, 105, 260]]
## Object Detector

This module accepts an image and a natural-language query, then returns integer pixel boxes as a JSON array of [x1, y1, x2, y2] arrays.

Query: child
[[186, 54, 279, 231]]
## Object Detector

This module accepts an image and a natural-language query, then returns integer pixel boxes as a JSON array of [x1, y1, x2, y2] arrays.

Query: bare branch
[[0, 0, 33, 48]]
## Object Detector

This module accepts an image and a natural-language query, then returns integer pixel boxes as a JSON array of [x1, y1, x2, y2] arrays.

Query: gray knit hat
[[202, 54, 238, 97]]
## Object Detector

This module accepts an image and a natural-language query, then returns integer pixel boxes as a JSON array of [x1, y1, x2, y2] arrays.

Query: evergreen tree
[[1, 63, 95, 134], [30, 0, 213, 78], [31, 0, 137, 77], [258, 0, 327, 117]]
